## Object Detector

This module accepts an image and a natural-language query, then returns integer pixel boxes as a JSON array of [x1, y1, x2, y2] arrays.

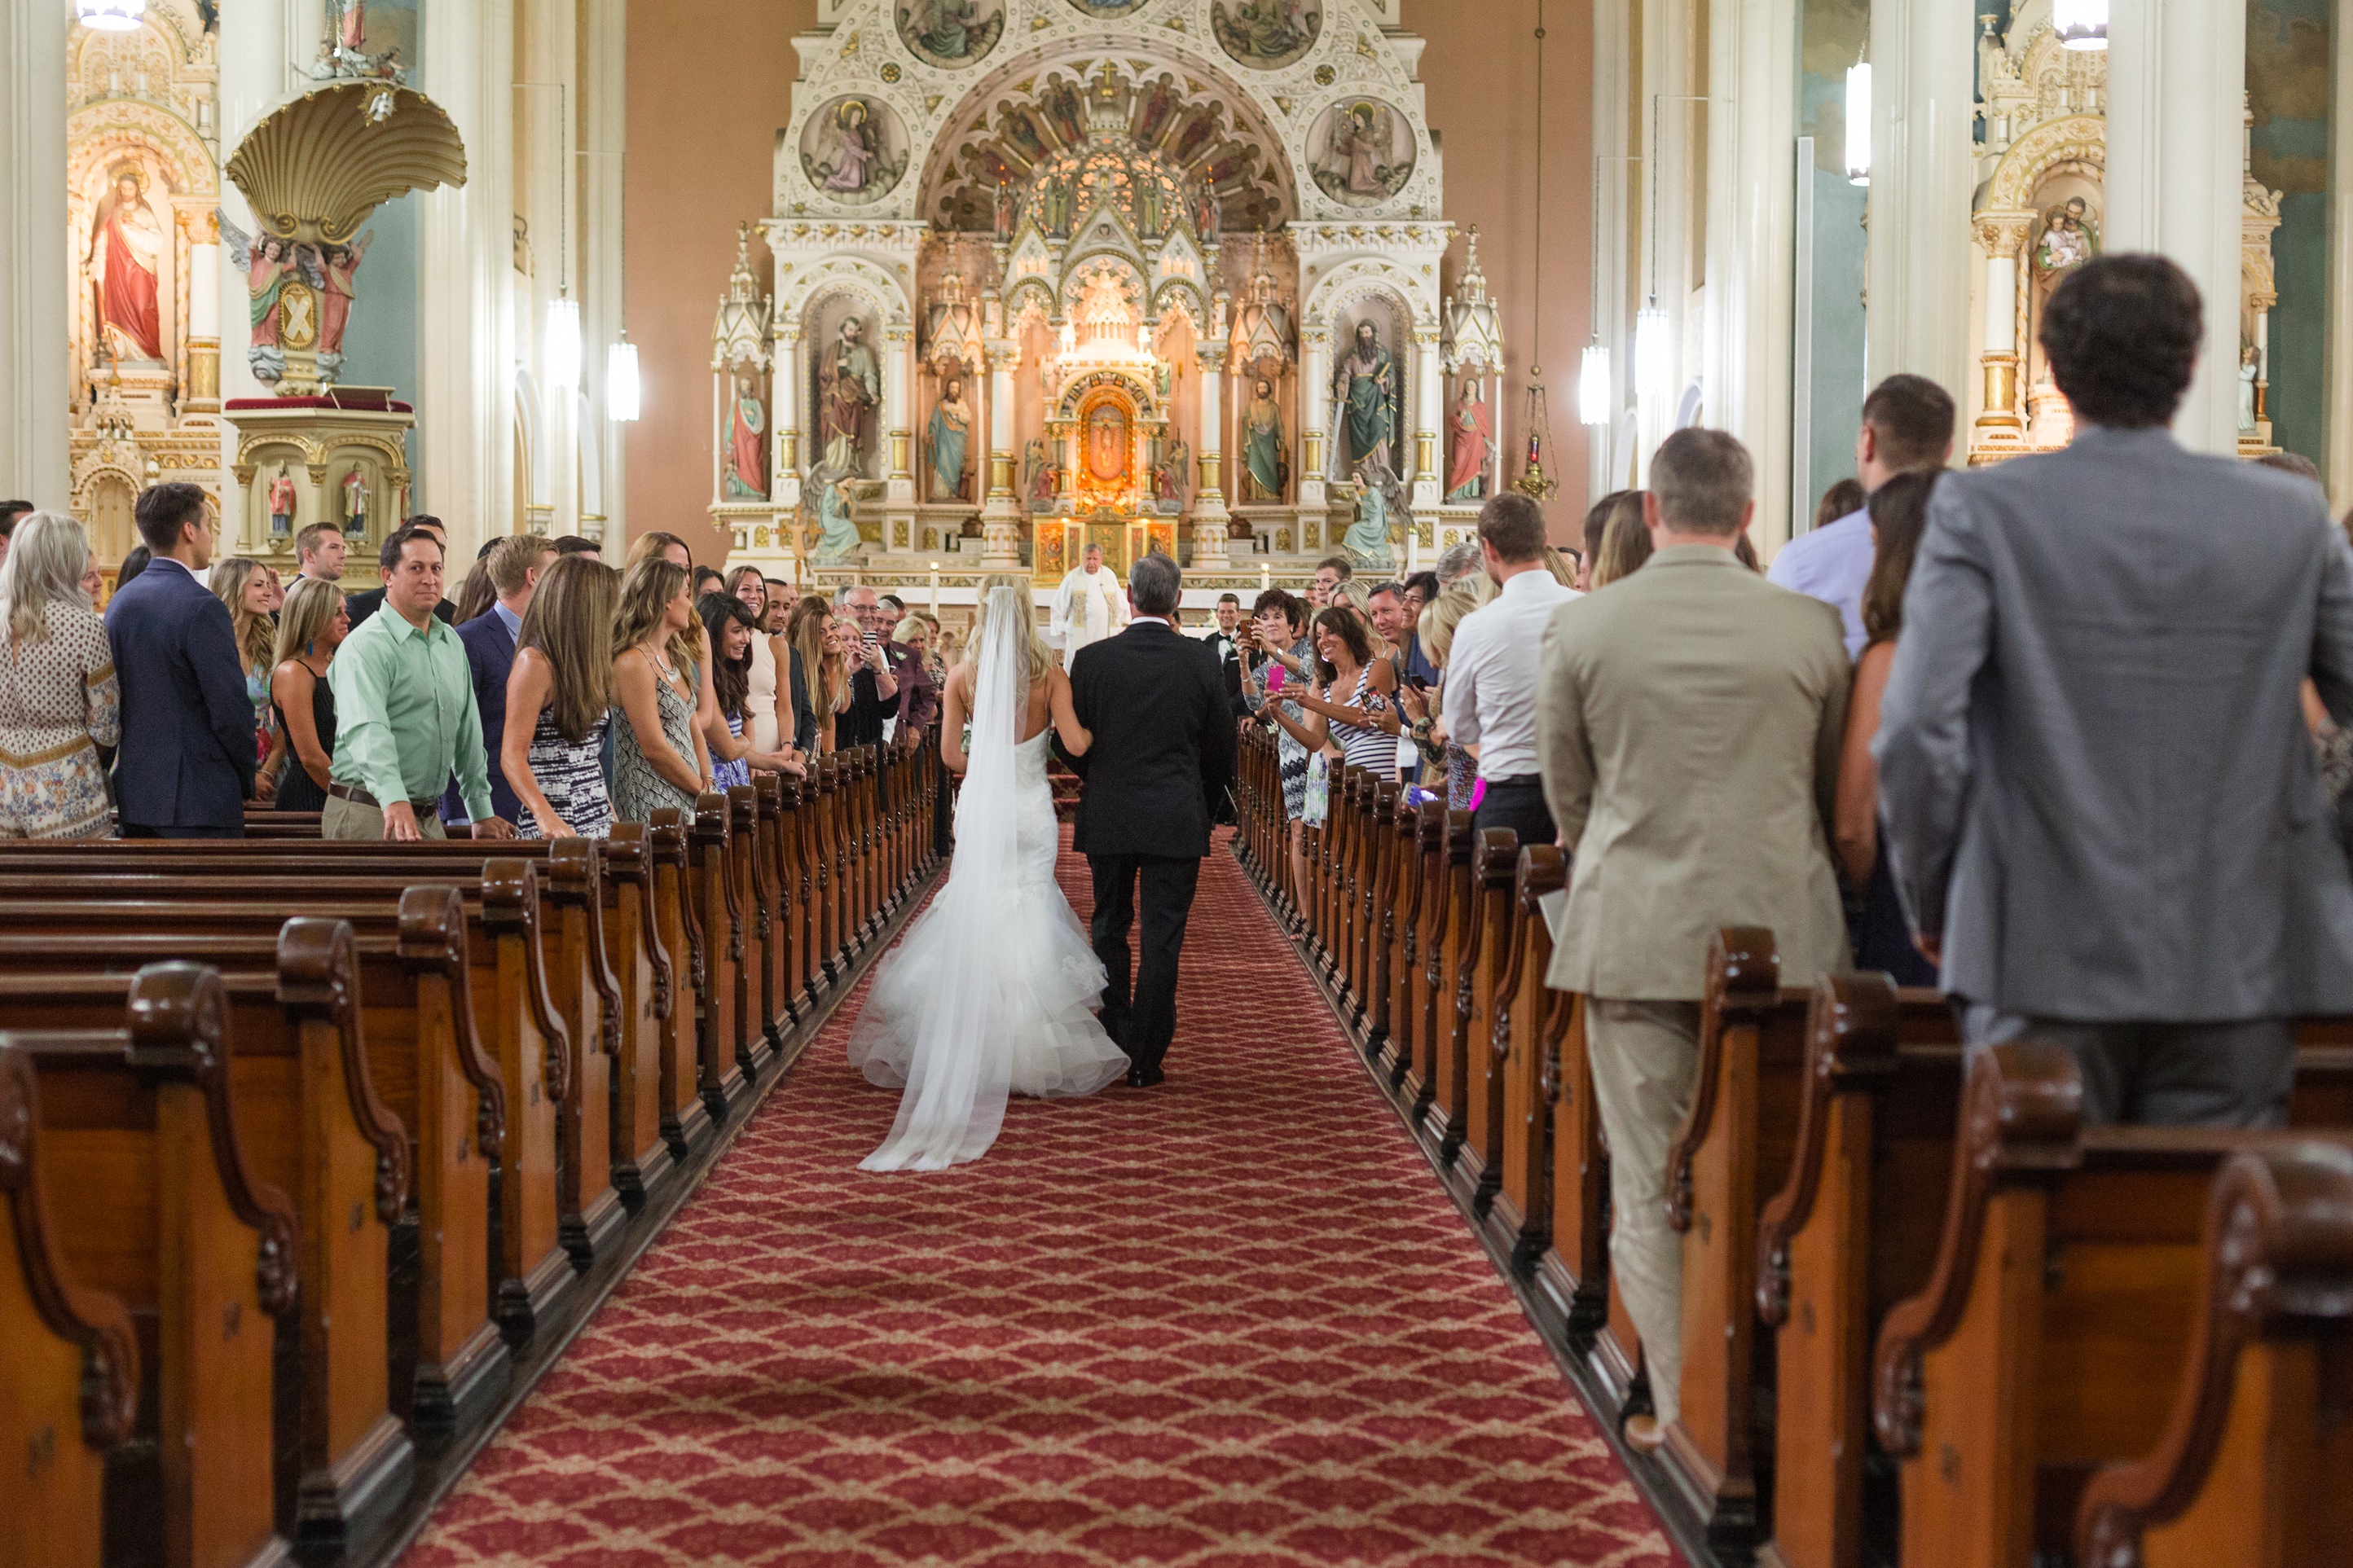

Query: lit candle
[[929, 563, 940, 614], [1260, 560, 1271, 594]]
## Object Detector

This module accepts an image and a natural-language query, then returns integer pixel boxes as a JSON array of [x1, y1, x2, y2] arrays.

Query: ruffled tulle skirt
[[847, 784, 1128, 1171]]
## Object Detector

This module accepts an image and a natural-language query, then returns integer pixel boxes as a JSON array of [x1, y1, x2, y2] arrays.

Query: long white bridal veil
[[848, 584, 1031, 1171]]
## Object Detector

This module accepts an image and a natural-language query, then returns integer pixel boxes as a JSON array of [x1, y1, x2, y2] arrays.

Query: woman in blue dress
[[698, 591, 805, 792]]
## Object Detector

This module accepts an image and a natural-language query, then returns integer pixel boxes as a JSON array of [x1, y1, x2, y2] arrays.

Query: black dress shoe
[[1124, 1063, 1164, 1088]]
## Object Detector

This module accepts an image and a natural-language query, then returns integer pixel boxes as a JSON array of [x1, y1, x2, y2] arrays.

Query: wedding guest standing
[[609, 557, 712, 821], [211, 556, 281, 794], [698, 591, 802, 788], [0, 512, 120, 839], [891, 613, 943, 742], [1442, 491, 1579, 847], [785, 594, 829, 755], [503, 554, 620, 839], [326, 524, 512, 842], [445, 534, 552, 829], [725, 567, 782, 752], [345, 515, 456, 628], [267, 577, 348, 815], [1275, 606, 1400, 783], [833, 584, 902, 749], [1241, 588, 1313, 912], [292, 521, 346, 585], [0, 502, 33, 570], [107, 483, 256, 837]]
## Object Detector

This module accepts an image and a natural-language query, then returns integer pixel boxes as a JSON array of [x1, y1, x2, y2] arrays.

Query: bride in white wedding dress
[[847, 576, 1129, 1171]]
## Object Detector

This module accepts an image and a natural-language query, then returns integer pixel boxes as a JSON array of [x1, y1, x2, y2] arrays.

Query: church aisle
[[401, 830, 1677, 1566]]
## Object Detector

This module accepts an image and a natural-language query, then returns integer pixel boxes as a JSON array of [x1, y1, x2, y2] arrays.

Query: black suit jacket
[[345, 586, 455, 630], [103, 558, 257, 831], [1066, 620, 1236, 859], [438, 609, 521, 824], [1203, 630, 1253, 717]]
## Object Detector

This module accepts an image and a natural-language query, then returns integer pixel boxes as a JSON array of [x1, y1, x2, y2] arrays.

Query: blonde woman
[[1588, 490, 1654, 589], [608, 557, 712, 823], [0, 512, 119, 838], [266, 577, 349, 812], [210, 556, 280, 791], [786, 594, 840, 754], [846, 573, 1126, 1172], [505, 555, 622, 838], [1396, 581, 1490, 811]]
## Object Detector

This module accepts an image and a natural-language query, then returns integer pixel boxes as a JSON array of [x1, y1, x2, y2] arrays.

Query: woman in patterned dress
[[608, 557, 712, 824], [0, 512, 120, 838], [697, 591, 804, 791], [504, 555, 622, 839], [1240, 588, 1316, 922], [213, 556, 283, 802], [1276, 606, 1399, 782]]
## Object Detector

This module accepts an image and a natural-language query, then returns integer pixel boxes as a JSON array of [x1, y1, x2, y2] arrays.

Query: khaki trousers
[[322, 794, 447, 841], [1586, 997, 1702, 1425]]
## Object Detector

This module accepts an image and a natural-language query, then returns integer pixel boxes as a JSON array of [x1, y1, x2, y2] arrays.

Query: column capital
[[1972, 211, 2034, 257]]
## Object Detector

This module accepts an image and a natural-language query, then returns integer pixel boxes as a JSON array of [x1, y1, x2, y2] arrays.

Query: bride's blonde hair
[[967, 573, 1053, 687]]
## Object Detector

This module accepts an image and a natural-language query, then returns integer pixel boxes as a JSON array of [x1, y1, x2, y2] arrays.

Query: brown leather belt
[[328, 783, 440, 813]]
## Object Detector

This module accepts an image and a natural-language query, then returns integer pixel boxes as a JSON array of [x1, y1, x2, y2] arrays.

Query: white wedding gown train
[[847, 592, 1128, 1171]]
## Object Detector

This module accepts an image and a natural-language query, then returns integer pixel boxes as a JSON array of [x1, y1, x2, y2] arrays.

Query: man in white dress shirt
[[1051, 542, 1130, 665], [1440, 492, 1578, 848], [1766, 374, 1955, 657]]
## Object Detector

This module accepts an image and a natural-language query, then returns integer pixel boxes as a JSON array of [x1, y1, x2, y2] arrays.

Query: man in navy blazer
[[441, 534, 552, 827], [105, 482, 255, 837]]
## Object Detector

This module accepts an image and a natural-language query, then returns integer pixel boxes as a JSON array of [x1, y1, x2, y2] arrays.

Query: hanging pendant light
[[546, 296, 583, 389], [1512, 1, 1559, 500], [1845, 63, 1871, 185], [76, 1, 147, 32], [1634, 305, 1671, 396], [2052, 0, 2108, 50], [606, 334, 641, 422], [1578, 344, 1611, 427]]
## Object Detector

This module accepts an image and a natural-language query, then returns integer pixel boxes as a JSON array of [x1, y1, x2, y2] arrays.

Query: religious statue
[[1242, 378, 1287, 503], [812, 468, 864, 560], [1151, 434, 1189, 509], [1329, 319, 1396, 477], [726, 373, 767, 500], [340, 467, 369, 537], [314, 231, 372, 361], [267, 465, 298, 539], [1040, 176, 1072, 237], [820, 101, 878, 194], [1050, 542, 1130, 664], [87, 164, 166, 362], [821, 316, 881, 473], [1445, 377, 1490, 501], [2240, 342, 2260, 433], [1040, 78, 1084, 148], [1315, 102, 1408, 204], [1213, 0, 1319, 64], [1193, 186, 1220, 243], [2034, 196, 2098, 274], [993, 179, 1014, 241], [1136, 75, 1179, 147], [901, 0, 997, 63], [929, 379, 973, 501], [235, 229, 299, 383], [1342, 459, 1396, 568], [1137, 178, 1164, 238], [1023, 437, 1058, 507]]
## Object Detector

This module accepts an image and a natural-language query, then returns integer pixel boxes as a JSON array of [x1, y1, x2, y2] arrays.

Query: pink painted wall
[[622, 0, 1594, 562]]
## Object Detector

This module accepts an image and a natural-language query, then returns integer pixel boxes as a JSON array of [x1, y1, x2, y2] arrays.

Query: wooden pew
[[1358, 780, 1398, 1047], [0, 887, 508, 1440], [1402, 798, 1450, 1117], [0, 873, 575, 1348], [1482, 844, 1568, 1271], [7, 964, 301, 1568], [649, 807, 713, 1158], [1375, 781, 1422, 1084], [2074, 1142, 2353, 1568], [1870, 1042, 2353, 1568], [1453, 828, 1518, 1212], [0, 921, 416, 1549], [1418, 810, 1476, 1162], [0, 1043, 140, 1568], [689, 791, 748, 1121]]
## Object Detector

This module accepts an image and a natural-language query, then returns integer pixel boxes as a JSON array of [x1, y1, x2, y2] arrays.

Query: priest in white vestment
[[1049, 542, 1130, 664]]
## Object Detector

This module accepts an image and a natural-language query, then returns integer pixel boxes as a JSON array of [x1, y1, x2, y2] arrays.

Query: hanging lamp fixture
[[1845, 62, 1871, 184], [76, 1, 147, 32], [606, 334, 641, 422], [1512, 0, 1559, 501], [2052, 0, 2109, 51]]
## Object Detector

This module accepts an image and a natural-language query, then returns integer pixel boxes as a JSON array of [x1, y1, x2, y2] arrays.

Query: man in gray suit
[[1876, 253, 2353, 1127], [1536, 428, 1852, 1448]]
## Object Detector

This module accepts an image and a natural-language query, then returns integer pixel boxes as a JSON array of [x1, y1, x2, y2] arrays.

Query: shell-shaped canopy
[[227, 82, 467, 245]]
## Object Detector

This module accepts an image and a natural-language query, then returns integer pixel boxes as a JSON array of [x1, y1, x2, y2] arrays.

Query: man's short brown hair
[[1648, 428, 1754, 536], [1860, 374, 1957, 472], [294, 521, 342, 560], [1476, 491, 1547, 564], [486, 533, 554, 597]]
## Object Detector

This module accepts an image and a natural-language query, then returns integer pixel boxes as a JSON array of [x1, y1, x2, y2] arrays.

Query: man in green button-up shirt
[[324, 525, 516, 842]]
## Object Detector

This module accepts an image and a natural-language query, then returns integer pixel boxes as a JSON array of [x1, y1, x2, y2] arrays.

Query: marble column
[[185, 230, 222, 412], [0, 0, 68, 503], [1972, 215, 2030, 450], [1702, 0, 1798, 547], [418, 0, 517, 556], [979, 340, 1022, 569], [518, 0, 579, 534], [1192, 346, 1231, 569], [2106, 0, 2249, 455], [1299, 327, 1330, 512], [1866, 0, 1977, 402], [1634, 0, 1698, 486], [581, 0, 626, 540], [884, 327, 914, 490], [772, 327, 803, 510], [1411, 329, 1442, 509], [2324, 0, 2353, 499], [1588, 0, 1634, 500]]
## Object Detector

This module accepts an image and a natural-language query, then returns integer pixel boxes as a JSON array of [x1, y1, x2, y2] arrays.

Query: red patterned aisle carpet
[[401, 829, 1678, 1567]]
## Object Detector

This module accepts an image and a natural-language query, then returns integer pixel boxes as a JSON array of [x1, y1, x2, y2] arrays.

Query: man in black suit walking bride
[[1062, 550, 1237, 1087]]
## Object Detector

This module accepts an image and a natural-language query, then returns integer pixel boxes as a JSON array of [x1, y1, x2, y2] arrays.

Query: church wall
[[1401, 0, 1594, 540], [622, 0, 814, 566], [1796, 0, 1870, 517], [2250, 0, 2330, 476]]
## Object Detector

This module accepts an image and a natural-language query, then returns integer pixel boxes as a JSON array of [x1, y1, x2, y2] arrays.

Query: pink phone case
[[1265, 665, 1286, 693]]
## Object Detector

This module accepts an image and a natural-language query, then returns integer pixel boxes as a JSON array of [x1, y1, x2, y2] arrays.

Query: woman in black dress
[[268, 578, 348, 815]]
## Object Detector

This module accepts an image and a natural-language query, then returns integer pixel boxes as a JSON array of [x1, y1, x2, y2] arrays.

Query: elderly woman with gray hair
[[0, 512, 121, 837]]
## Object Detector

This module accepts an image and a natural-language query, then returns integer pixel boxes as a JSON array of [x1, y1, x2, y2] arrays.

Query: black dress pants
[[1088, 853, 1201, 1072], [1471, 775, 1556, 854]]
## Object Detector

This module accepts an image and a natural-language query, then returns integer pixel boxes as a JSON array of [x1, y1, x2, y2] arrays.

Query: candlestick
[[929, 564, 940, 614]]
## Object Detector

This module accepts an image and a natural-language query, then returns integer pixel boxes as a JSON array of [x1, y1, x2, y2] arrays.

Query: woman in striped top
[[1267, 605, 1399, 782]]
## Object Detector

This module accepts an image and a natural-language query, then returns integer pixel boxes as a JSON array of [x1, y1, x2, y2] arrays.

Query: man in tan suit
[[1534, 428, 1851, 1448]]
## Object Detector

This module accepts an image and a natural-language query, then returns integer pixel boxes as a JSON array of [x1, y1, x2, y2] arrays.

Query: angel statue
[[821, 101, 877, 195], [1343, 456, 1409, 569], [221, 212, 317, 384], [810, 466, 864, 560]]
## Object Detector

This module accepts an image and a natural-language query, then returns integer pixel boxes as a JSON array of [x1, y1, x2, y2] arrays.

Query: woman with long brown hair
[[608, 556, 711, 821], [504, 554, 622, 838], [788, 592, 847, 753]]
